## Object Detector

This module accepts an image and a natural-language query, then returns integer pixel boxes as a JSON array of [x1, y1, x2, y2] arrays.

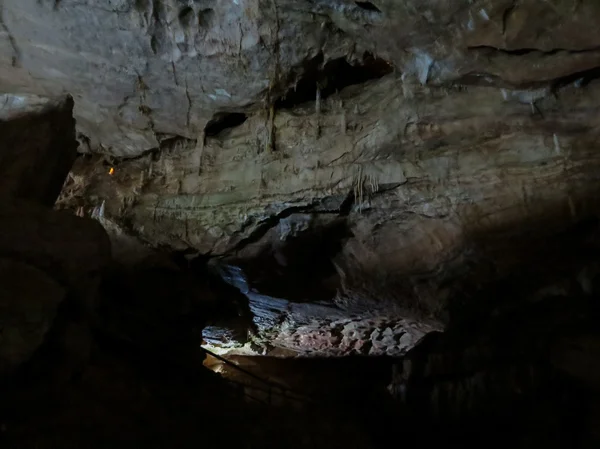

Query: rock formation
[[37, 0, 600, 355], [2, 1, 600, 448], [3, 0, 600, 155], [0, 98, 111, 376]]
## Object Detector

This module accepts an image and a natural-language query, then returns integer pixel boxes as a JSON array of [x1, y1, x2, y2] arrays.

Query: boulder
[[0, 258, 65, 375], [0, 200, 111, 311], [0, 96, 77, 206]]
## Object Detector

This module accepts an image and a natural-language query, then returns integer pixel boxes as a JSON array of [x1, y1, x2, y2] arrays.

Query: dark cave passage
[[204, 112, 248, 137], [3, 228, 600, 449], [275, 52, 393, 109], [231, 219, 352, 303]]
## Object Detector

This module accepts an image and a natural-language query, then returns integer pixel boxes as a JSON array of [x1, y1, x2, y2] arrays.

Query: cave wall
[[5, 0, 600, 355], [65, 73, 600, 354], [2, 1, 600, 156]]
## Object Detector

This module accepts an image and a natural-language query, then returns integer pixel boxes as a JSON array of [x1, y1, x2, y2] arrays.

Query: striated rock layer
[[63, 75, 600, 355], [2, 0, 600, 156], [4, 0, 600, 355]]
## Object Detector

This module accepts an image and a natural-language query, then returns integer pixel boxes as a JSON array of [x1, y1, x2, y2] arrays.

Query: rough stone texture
[[2, 1, 600, 157], [103, 78, 600, 258], [0, 97, 113, 376], [0, 258, 65, 375], [0, 95, 77, 206], [65, 74, 600, 354], [203, 263, 441, 356], [10, 0, 600, 355], [1, 0, 354, 156]]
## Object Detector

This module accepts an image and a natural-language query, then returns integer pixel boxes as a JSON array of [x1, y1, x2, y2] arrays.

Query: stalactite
[[315, 85, 321, 139], [339, 99, 346, 135]]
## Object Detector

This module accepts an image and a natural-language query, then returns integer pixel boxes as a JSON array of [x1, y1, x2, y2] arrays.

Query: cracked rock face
[[5, 0, 600, 355], [3, 0, 600, 156]]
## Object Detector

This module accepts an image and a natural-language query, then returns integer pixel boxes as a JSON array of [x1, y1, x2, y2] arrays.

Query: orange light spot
[[109, 167, 115, 175]]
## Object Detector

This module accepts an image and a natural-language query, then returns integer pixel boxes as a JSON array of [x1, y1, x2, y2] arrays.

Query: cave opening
[[275, 52, 393, 109], [355, 1, 382, 13], [204, 112, 248, 137], [231, 219, 352, 303]]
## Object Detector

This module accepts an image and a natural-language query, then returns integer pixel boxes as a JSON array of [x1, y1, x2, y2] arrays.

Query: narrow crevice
[[150, 35, 158, 54], [151, 0, 162, 24], [454, 65, 600, 91], [134, 0, 147, 12], [469, 46, 559, 56], [355, 1, 381, 13], [227, 192, 366, 256], [0, 1, 21, 67], [229, 184, 399, 258], [467, 45, 600, 56], [204, 113, 248, 137], [501, 1, 517, 35], [275, 52, 393, 109], [101, 146, 162, 168], [338, 190, 356, 216], [452, 72, 513, 88], [76, 132, 92, 153]]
